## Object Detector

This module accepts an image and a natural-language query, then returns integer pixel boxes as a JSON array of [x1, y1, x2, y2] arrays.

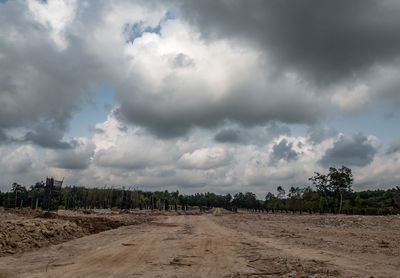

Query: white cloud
[[178, 146, 231, 170], [117, 17, 325, 137], [1, 145, 34, 174], [28, 0, 77, 50], [331, 84, 370, 113]]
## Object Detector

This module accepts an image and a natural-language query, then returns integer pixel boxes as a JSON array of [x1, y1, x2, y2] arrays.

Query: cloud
[[270, 139, 299, 164], [265, 122, 291, 139], [94, 147, 165, 170], [0, 0, 106, 146], [1, 146, 33, 175], [331, 84, 370, 113], [319, 133, 378, 167], [1, 1, 400, 195], [306, 125, 338, 145], [353, 152, 400, 189], [214, 122, 291, 145], [110, 1, 400, 134], [2, 0, 395, 142], [214, 129, 242, 144], [92, 113, 172, 170], [178, 147, 231, 170], [0, 129, 8, 143], [177, 0, 400, 85], [116, 18, 325, 138], [168, 53, 195, 69], [386, 139, 400, 155], [27, 0, 77, 50], [47, 139, 95, 170], [23, 123, 76, 149]]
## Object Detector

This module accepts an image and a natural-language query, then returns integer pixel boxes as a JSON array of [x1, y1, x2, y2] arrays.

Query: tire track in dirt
[[0, 214, 253, 278]]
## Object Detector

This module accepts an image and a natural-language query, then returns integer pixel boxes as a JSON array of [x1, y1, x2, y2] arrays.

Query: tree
[[277, 186, 285, 199], [288, 187, 303, 212], [29, 182, 45, 209], [329, 166, 353, 213], [12, 183, 27, 208], [309, 171, 330, 211], [394, 186, 400, 208], [288, 187, 300, 198], [309, 166, 353, 213], [244, 192, 257, 210]]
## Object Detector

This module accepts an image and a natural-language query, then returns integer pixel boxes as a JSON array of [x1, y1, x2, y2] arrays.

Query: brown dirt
[[0, 209, 399, 277], [0, 209, 153, 257]]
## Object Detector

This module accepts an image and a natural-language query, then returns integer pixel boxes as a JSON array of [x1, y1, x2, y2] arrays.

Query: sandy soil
[[0, 209, 153, 256], [0, 209, 399, 277]]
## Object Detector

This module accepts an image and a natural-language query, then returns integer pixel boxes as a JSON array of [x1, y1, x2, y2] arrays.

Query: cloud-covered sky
[[1, 0, 400, 197]]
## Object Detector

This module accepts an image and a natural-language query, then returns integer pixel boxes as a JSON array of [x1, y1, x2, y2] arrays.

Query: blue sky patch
[[67, 84, 115, 138], [123, 11, 175, 44]]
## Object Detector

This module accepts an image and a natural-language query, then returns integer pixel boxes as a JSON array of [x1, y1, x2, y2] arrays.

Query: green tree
[[12, 183, 27, 208], [328, 166, 353, 213], [309, 172, 330, 211], [277, 186, 285, 199]]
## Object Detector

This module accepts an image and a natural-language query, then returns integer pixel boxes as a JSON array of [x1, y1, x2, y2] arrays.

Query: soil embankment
[[0, 209, 153, 257]]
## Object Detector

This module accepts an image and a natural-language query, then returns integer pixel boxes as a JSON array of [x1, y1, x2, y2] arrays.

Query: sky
[[1, 0, 400, 197]]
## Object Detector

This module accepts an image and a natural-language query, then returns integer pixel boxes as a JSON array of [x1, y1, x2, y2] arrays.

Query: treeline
[[0, 166, 399, 215], [1, 183, 399, 215], [266, 166, 400, 215], [0, 182, 259, 211], [265, 186, 400, 215]]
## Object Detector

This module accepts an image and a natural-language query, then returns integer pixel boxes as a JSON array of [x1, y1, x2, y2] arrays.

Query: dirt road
[[0, 210, 399, 277]]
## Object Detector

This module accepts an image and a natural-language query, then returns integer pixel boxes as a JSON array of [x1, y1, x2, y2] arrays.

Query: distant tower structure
[[42, 177, 63, 211]]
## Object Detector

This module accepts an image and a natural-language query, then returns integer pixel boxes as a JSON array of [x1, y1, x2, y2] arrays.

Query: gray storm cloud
[[113, 0, 400, 138], [177, 0, 400, 85], [270, 139, 300, 164], [214, 122, 291, 145], [319, 134, 378, 167], [23, 124, 76, 150], [47, 140, 95, 170], [214, 129, 242, 144], [0, 1, 108, 149]]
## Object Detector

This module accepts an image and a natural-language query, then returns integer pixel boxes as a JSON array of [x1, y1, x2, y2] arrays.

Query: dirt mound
[[31, 211, 126, 233], [0, 218, 86, 256], [0, 209, 153, 257]]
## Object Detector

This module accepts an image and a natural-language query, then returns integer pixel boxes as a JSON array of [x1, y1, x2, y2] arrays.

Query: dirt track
[[0, 209, 399, 277]]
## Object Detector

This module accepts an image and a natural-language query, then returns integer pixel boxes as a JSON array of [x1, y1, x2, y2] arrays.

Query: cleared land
[[0, 209, 399, 278]]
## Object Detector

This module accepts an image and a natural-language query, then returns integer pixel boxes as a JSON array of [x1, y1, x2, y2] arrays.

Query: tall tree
[[277, 186, 286, 199], [309, 171, 330, 211], [328, 166, 353, 213]]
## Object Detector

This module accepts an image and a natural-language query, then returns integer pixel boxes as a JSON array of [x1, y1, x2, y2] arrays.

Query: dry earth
[[0, 209, 399, 277], [0, 209, 153, 257]]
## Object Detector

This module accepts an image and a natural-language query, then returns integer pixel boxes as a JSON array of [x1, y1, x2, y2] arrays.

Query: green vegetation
[[265, 186, 400, 215], [0, 166, 399, 215], [266, 166, 399, 215]]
